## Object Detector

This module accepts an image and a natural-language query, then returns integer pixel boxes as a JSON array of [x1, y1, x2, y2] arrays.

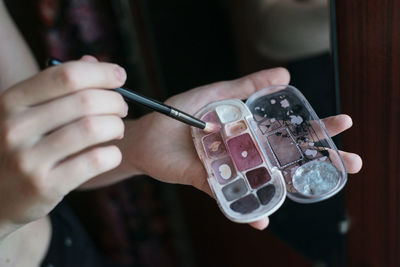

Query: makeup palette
[[191, 85, 347, 223]]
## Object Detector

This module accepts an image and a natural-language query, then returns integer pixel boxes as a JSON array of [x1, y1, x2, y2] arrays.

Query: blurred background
[[5, 0, 400, 266]]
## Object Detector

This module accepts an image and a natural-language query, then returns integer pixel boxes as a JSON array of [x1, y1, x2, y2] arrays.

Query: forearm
[[0, 217, 51, 267], [0, 0, 39, 91]]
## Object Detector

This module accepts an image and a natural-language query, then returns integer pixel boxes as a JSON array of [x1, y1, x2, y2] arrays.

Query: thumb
[[80, 55, 99, 63], [249, 217, 270, 230], [207, 67, 290, 101]]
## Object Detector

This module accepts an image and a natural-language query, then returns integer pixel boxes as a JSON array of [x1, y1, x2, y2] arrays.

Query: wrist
[[123, 116, 151, 176]]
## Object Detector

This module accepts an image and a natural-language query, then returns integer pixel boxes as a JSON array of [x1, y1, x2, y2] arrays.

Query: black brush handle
[[46, 58, 206, 129]]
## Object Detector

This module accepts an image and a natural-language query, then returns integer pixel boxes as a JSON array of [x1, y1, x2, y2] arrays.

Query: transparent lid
[[245, 85, 347, 203]]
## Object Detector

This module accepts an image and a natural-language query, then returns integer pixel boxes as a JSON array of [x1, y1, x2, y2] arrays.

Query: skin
[[0, 0, 38, 89], [0, 1, 362, 266]]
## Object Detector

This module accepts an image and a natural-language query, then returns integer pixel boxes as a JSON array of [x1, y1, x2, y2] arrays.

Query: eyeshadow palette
[[191, 85, 347, 223]]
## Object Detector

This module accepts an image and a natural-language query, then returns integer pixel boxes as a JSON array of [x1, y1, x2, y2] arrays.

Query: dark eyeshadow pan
[[257, 185, 276, 205], [222, 179, 248, 201], [246, 167, 271, 189], [230, 194, 260, 214]]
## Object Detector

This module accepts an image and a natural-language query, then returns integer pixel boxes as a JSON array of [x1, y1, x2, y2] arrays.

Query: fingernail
[[123, 102, 129, 117], [114, 66, 127, 82], [81, 55, 98, 62]]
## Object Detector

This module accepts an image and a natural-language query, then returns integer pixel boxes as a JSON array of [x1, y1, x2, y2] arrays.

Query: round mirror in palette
[[192, 85, 347, 223]]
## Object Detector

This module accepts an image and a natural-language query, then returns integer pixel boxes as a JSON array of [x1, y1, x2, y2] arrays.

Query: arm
[[0, 3, 48, 266], [0, 0, 39, 90], [0, 4, 130, 266]]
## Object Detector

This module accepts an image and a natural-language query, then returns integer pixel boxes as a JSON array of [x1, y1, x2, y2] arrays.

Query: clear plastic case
[[191, 85, 347, 223]]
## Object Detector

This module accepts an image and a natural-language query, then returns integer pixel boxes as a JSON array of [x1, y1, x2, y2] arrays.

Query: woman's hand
[[125, 67, 363, 230], [0, 57, 128, 240]]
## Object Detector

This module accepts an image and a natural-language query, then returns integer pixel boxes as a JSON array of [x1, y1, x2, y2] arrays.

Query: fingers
[[49, 145, 122, 193], [319, 114, 362, 173], [209, 67, 290, 101], [1, 60, 126, 113], [249, 217, 270, 230], [31, 115, 124, 168], [0, 55, 128, 228], [2, 89, 127, 150], [340, 150, 362, 174], [80, 55, 98, 62], [321, 114, 353, 137], [167, 67, 291, 113]]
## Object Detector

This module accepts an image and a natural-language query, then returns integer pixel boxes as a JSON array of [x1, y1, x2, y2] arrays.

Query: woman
[[0, 1, 362, 266]]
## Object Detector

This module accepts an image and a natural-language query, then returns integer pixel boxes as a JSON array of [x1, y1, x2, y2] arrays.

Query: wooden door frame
[[335, 0, 400, 266]]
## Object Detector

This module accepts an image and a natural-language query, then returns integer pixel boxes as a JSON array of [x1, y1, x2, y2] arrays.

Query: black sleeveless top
[[40, 202, 121, 267]]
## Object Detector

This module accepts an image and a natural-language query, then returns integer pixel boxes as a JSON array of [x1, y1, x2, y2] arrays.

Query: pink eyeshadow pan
[[201, 111, 220, 124], [227, 133, 263, 171], [225, 120, 247, 136], [246, 167, 271, 189], [202, 132, 227, 158]]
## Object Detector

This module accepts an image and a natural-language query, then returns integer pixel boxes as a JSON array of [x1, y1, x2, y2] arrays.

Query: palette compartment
[[221, 178, 248, 201], [245, 167, 271, 189], [230, 194, 260, 214], [210, 156, 237, 184], [257, 184, 276, 205], [202, 132, 227, 159], [226, 133, 263, 172], [224, 120, 248, 137]]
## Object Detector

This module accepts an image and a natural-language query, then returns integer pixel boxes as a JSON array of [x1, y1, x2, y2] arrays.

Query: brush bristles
[[203, 122, 221, 133]]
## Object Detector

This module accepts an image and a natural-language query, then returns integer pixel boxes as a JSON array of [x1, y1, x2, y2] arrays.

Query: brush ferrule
[[169, 109, 206, 129]]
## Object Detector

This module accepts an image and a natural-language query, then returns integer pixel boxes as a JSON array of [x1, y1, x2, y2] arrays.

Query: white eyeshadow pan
[[216, 105, 241, 123]]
